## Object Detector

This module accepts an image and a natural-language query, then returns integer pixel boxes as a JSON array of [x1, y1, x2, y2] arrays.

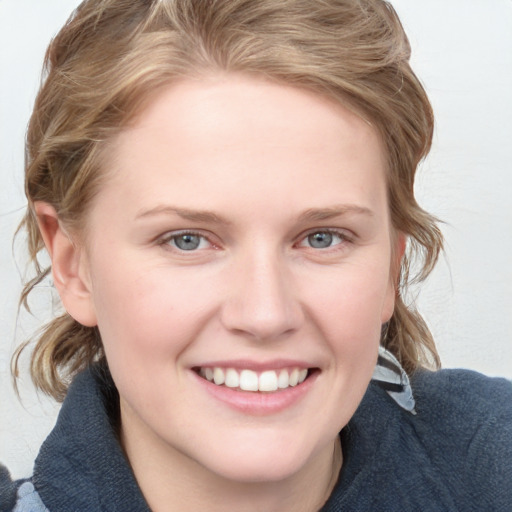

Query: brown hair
[[14, 0, 442, 401]]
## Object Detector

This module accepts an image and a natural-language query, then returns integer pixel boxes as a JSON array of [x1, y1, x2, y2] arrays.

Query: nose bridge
[[221, 244, 303, 340]]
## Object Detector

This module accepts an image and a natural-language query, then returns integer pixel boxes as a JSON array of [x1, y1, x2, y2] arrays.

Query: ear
[[34, 201, 97, 327], [381, 232, 407, 323]]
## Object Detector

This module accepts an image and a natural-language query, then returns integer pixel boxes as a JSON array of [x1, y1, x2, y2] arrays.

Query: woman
[[1, 0, 511, 510]]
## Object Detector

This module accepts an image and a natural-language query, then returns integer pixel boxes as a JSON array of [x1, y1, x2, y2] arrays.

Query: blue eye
[[174, 234, 201, 250], [301, 230, 344, 249], [165, 232, 210, 251]]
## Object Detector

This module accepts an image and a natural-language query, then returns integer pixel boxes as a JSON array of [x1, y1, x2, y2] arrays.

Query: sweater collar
[[33, 365, 150, 512]]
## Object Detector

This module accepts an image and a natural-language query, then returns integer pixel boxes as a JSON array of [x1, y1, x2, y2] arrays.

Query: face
[[76, 75, 398, 483]]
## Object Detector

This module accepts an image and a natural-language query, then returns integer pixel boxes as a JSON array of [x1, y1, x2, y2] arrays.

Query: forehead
[[97, 74, 387, 220], [118, 75, 381, 157]]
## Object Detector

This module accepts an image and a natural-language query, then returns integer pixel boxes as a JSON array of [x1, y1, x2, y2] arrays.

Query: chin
[[193, 430, 328, 484], [207, 455, 307, 484]]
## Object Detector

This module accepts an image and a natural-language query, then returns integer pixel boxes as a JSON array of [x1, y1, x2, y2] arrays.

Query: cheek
[[301, 259, 392, 376], [294, 263, 390, 435], [89, 261, 220, 364], [304, 260, 392, 334]]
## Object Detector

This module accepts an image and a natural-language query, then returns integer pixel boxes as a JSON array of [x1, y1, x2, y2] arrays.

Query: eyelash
[[158, 230, 214, 252], [296, 228, 353, 250], [157, 228, 353, 253]]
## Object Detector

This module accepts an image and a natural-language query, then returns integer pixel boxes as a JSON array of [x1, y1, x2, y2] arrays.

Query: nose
[[220, 250, 304, 341]]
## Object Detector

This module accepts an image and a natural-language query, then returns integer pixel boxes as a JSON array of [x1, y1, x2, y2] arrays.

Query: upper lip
[[192, 359, 316, 371]]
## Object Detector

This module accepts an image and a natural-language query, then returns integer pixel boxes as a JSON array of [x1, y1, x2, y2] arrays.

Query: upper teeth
[[199, 367, 308, 392]]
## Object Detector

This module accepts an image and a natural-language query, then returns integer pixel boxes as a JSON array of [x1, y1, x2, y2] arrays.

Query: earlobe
[[34, 201, 97, 327]]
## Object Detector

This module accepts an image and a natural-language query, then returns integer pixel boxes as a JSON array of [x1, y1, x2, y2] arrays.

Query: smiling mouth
[[194, 367, 316, 392]]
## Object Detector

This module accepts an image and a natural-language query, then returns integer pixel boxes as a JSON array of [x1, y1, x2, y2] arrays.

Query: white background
[[1, 0, 511, 479]]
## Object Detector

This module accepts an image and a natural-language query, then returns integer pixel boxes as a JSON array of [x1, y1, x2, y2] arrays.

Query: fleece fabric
[[1, 366, 511, 511]]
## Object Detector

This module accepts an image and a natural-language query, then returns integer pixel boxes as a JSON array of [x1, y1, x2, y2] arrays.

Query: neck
[[121, 411, 342, 512]]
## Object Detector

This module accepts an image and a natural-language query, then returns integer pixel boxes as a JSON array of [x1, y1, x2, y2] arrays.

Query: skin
[[36, 74, 402, 512]]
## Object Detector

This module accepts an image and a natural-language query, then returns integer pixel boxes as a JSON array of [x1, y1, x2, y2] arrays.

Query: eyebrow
[[135, 206, 231, 225], [135, 203, 374, 224], [297, 205, 374, 222]]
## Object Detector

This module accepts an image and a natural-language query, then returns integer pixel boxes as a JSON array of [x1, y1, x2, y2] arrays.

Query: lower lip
[[191, 371, 318, 416]]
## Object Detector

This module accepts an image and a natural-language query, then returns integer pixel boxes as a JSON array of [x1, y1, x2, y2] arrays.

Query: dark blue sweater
[[2, 367, 511, 511]]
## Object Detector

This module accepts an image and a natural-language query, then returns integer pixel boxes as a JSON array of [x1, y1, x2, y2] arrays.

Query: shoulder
[[411, 369, 512, 508], [329, 371, 511, 511], [0, 466, 48, 512], [411, 368, 512, 428], [410, 368, 512, 451]]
